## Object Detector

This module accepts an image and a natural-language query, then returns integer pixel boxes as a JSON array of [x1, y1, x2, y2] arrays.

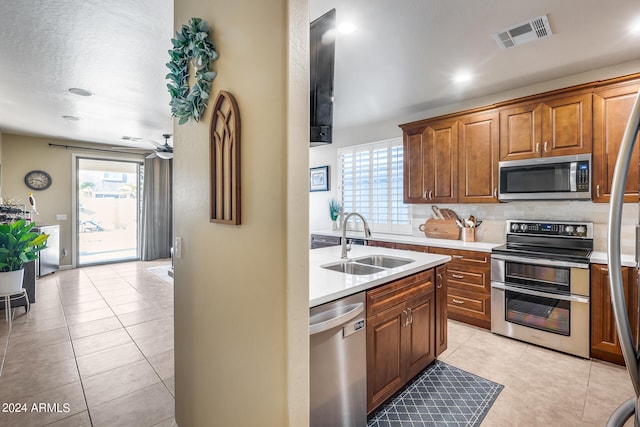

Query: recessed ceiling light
[[337, 22, 355, 34], [453, 72, 473, 83], [68, 88, 94, 97], [630, 19, 640, 34], [62, 115, 80, 121]]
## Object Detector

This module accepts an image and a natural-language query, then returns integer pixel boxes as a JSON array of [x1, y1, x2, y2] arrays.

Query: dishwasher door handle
[[310, 302, 365, 336]]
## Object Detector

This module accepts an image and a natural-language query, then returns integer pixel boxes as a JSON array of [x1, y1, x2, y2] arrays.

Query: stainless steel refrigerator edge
[[606, 89, 640, 427], [310, 292, 367, 426]]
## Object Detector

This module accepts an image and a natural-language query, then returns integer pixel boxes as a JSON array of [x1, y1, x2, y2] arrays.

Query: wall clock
[[24, 170, 52, 190]]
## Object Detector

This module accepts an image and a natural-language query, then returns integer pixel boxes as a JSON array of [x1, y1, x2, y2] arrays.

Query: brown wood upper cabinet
[[499, 92, 592, 161], [458, 110, 499, 203], [592, 80, 640, 203], [403, 119, 458, 203]]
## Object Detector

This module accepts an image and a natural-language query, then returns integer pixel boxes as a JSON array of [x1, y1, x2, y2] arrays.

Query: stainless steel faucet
[[341, 212, 371, 259]]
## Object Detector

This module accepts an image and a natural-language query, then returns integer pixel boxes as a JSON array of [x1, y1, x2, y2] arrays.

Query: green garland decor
[[166, 17, 218, 125]]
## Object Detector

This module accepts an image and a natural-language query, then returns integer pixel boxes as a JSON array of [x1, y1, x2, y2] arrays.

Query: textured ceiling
[[0, 1, 639, 150], [0, 0, 173, 149]]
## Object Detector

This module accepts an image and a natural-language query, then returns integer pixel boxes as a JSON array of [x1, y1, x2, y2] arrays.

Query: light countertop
[[311, 230, 501, 253], [590, 251, 636, 267], [310, 245, 450, 308]]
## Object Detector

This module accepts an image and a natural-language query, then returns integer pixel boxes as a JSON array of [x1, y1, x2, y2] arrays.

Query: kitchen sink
[[353, 255, 413, 269], [322, 261, 385, 275], [321, 254, 414, 275]]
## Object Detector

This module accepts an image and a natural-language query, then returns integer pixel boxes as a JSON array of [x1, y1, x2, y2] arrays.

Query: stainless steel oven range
[[491, 220, 593, 358]]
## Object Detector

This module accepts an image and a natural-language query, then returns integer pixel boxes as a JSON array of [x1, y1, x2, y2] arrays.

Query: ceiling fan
[[148, 134, 173, 160], [117, 134, 173, 159]]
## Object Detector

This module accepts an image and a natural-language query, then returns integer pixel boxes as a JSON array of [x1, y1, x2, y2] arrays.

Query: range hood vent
[[492, 15, 552, 49]]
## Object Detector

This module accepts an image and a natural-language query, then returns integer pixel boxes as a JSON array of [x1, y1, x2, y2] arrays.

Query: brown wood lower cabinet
[[428, 247, 491, 329], [366, 269, 435, 413], [435, 265, 448, 356], [591, 264, 638, 365]]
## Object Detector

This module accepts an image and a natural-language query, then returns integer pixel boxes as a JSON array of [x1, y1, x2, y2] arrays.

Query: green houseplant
[[0, 220, 48, 294]]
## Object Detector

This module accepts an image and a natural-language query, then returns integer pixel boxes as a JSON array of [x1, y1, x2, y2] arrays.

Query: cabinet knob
[[544, 141, 549, 152], [536, 142, 540, 153], [437, 273, 443, 288], [428, 190, 433, 200], [452, 274, 464, 279], [596, 184, 600, 198], [423, 191, 427, 199], [452, 255, 464, 259], [493, 188, 497, 198], [452, 299, 465, 305]]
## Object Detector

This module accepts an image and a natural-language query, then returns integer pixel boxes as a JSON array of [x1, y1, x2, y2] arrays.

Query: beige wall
[[172, 1, 309, 426], [1, 134, 145, 267]]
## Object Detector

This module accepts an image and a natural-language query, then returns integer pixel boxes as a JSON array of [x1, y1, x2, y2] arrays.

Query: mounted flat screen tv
[[310, 9, 335, 146]]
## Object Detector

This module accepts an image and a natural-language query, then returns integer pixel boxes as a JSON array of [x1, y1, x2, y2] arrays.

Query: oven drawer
[[429, 247, 490, 269], [447, 288, 491, 324], [446, 267, 490, 294]]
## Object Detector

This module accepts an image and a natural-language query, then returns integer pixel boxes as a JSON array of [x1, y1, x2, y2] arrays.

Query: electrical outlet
[[56, 214, 67, 221]]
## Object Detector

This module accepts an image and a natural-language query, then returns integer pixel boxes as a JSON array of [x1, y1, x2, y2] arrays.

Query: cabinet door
[[366, 302, 406, 413], [458, 110, 499, 203], [592, 81, 640, 203], [403, 128, 428, 202], [499, 102, 543, 161], [591, 264, 638, 365], [404, 291, 436, 380], [541, 92, 592, 157], [425, 119, 458, 202], [435, 265, 448, 356]]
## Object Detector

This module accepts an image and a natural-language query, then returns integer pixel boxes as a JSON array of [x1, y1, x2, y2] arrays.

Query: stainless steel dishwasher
[[310, 292, 366, 426]]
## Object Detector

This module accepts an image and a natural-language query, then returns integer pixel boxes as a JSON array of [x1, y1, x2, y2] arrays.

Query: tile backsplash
[[411, 201, 639, 254]]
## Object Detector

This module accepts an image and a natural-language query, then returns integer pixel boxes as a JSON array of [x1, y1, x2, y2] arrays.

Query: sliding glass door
[[76, 157, 143, 265]]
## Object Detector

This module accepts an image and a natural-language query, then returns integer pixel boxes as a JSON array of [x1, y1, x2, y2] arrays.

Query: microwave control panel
[[576, 161, 589, 192]]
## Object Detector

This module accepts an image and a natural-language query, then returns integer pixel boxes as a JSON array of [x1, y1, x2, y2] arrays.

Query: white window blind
[[338, 138, 411, 234]]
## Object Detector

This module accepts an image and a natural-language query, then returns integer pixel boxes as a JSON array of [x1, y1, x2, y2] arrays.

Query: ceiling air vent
[[492, 15, 552, 49]]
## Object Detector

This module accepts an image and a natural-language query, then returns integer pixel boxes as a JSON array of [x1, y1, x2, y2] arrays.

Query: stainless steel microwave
[[498, 154, 591, 201]]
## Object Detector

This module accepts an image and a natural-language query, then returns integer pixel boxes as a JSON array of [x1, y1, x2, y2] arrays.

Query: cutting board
[[419, 219, 460, 240], [438, 208, 460, 221]]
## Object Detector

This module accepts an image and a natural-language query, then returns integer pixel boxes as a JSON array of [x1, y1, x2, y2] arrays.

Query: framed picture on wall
[[309, 166, 329, 192]]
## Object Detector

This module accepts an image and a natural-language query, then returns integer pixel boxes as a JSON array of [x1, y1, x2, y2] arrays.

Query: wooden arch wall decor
[[210, 90, 241, 224]]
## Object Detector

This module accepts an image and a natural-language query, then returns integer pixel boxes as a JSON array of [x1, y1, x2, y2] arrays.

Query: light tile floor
[[441, 320, 636, 427], [0, 260, 174, 427], [0, 261, 636, 426]]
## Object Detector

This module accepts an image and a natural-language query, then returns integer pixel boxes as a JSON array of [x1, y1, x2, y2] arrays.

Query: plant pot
[[0, 269, 24, 294]]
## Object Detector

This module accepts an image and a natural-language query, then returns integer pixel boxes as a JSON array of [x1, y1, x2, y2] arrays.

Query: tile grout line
[[70, 264, 174, 422], [58, 271, 97, 427]]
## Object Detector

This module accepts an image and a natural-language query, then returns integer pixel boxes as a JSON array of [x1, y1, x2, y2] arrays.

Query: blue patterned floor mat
[[367, 360, 503, 427]]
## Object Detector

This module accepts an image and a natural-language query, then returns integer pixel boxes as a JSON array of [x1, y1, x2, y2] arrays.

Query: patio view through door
[[76, 157, 143, 265]]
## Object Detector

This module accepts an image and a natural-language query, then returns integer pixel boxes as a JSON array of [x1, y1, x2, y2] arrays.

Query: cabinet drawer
[[394, 243, 429, 253], [367, 270, 434, 317], [367, 240, 396, 248], [447, 288, 491, 322], [446, 267, 490, 294], [429, 247, 490, 269]]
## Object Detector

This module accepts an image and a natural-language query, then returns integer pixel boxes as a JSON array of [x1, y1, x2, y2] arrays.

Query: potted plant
[[0, 220, 48, 294], [329, 199, 341, 231]]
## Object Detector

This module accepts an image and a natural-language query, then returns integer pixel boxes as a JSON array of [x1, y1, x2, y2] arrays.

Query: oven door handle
[[490, 253, 589, 269], [491, 281, 589, 304]]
